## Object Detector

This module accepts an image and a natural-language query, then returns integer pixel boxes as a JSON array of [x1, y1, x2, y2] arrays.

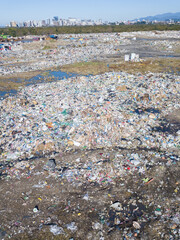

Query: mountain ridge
[[134, 12, 180, 21]]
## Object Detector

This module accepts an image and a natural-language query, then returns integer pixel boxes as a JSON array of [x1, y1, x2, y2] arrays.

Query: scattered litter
[[66, 222, 78, 232], [50, 225, 64, 235]]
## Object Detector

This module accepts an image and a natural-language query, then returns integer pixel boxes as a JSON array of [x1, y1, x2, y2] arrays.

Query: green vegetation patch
[[61, 58, 180, 76], [0, 24, 180, 37], [61, 61, 109, 75]]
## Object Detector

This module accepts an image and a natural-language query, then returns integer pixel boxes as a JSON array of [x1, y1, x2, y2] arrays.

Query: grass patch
[[61, 58, 180, 76], [0, 70, 43, 91], [0, 80, 26, 91], [61, 61, 109, 75], [109, 58, 180, 74], [0, 70, 43, 81]]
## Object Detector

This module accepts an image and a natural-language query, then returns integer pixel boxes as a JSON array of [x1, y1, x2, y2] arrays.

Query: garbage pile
[[0, 44, 12, 51], [145, 39, 180, 53], [1, 31, 179, 77], [1, 33, 123, 76], [0, 70, 180, 239], [120, 30, 180, 39], [0, 43, 116, 76], [0, 71, 179, 162]]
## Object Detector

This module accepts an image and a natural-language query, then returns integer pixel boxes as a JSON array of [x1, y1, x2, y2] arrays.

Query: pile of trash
[[0, 70, 180, 239], [0, 33, 121, 76], [1, 31, 179, 77], [0, 71, 179, 162]]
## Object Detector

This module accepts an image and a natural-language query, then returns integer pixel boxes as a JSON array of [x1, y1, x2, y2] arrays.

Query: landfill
[[0, 31, 180, 77], [0, 31, 180, 240], [0, 69, 180, 239], [0, 71, 180, 161]]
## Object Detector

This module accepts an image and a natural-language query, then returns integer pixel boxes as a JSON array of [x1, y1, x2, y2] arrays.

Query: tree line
[[0, 24, 180, 37]]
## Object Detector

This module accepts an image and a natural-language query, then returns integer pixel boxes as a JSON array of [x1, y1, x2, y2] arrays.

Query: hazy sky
[[0, 0, 180, 25]]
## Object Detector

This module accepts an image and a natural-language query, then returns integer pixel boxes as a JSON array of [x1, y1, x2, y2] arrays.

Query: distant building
[[58, 19, 63, 26], [18, 22, 23, 27], [41, 20, 46, 26], [23, 21, 28, 27], [52, 21, 59, 26], [53, 16, 59, 21], [10, 21, 17, 27], [46, 19, 51, 26], [37, 21, 42, 27], [168, 19, 175, 24], [26, 21, 32, 27]]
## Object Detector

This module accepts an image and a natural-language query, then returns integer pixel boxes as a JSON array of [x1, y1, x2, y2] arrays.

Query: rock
[[36, 143, 45, 152], [35, 141, 55, 153]]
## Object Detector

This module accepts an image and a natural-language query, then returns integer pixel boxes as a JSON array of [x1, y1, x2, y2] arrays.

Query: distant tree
[[8, 28, 17, 37], [22, 28, 28, 36], [29, 28, 37, 35], [0, 24, 180, 37]]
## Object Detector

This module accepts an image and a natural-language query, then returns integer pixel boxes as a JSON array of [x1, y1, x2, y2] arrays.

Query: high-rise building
[[10, 21, 17, 27], [41, 20, 46, 26], [23, 21, 28, 27], [58, 19, 63, 26], [53, 16, 59, 21], [32, 20, 38, 27], [47, 19, 51, 26]]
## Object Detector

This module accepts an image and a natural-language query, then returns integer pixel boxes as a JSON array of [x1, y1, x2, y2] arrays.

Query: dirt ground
[[0, 134, 180, 239]]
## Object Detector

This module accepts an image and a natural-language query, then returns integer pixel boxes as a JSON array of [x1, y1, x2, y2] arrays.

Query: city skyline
[[0, 0, 180, 26], [9, 17, 104, 28], [8, 14, 179, 28]]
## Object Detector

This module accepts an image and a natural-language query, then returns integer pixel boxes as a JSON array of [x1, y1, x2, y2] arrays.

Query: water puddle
[[0, 89, 17, 99], [0, 70, 80, 98]]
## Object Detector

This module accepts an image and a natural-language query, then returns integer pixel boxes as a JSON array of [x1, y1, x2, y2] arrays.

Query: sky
[[0, 0, 180, 25]]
